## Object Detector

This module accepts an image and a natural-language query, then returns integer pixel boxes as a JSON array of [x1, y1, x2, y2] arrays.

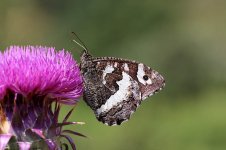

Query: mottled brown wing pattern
[[80, 50, 165, 126]]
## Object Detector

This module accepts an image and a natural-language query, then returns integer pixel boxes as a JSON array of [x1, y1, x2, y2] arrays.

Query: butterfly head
[[136, 63, 165, 100]]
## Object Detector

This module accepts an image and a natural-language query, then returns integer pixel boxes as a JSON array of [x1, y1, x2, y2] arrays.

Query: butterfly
[[79, 49, 165, 126]]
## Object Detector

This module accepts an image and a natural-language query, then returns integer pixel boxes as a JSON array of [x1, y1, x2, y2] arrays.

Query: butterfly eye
[[143, 75, 149, 81]]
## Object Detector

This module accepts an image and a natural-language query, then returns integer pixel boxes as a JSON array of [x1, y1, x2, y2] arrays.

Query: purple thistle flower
[[0, 46, 84, 150]]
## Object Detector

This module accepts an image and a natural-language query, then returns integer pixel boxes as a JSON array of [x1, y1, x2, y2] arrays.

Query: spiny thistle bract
[[0, 46, 84, 150]]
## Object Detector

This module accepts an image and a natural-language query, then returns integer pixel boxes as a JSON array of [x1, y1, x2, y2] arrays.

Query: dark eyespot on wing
[[143, 75, 149, 81]]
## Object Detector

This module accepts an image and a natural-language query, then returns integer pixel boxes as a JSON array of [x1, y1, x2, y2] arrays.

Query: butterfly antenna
[[71, 32, 88, 52]]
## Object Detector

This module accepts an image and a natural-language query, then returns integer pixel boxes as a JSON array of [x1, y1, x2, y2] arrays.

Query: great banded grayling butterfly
[[73, 33, 165, 126]]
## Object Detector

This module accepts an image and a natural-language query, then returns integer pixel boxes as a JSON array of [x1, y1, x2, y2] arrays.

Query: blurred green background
[[1, 0, 226, 150]]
